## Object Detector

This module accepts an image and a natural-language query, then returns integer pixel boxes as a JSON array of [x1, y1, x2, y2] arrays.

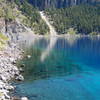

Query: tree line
[[45, 4, 100, 35]]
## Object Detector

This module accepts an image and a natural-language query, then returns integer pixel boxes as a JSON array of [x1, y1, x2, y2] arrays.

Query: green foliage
[[0, 0, 15, 20], [5, 8, 15, 21], [45, 4, 100, 35], [0, 0, 49, 35], [0, 33, 8, 49], [90, 32, 98, 35], [67, 28, 77, 35], [15, 0, 49, 35], [0, 33, 8, 40], [0, 8, 4, 17]]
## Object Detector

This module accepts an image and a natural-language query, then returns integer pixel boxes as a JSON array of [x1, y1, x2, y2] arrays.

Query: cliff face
[[28, 0, 100, 9], [0, 0, 34, 42]]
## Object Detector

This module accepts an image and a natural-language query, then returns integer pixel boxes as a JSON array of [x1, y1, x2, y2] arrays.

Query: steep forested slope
[[0, 0, 49, 35], [45, 4, 100, 35], [27, 0, 100, 9], [14, 0, 49, 35], [0, 0, 99, 35]]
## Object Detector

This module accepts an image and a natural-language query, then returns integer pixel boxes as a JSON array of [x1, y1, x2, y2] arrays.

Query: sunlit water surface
[[13, 36, 100, 100]]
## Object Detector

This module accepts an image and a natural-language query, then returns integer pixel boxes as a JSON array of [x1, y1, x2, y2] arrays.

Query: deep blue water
[[14, 36, 100, 100]]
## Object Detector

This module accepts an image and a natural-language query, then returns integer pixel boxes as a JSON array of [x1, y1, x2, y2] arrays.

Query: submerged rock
[[5, 85, 14, 91], [20, 64, 25, 68], [27, 55, 31, 59], [21, 97, 28, 100], [12, 96, 20, 100], [15, 75, 24, 81], [19, 68, 24, 73]]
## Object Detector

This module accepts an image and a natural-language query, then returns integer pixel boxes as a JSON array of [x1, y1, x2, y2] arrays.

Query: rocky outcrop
[[0, 1, 34, 100], [0, 17, 35, 44], [0, 15, 33, 100], [0, 19, 26, 41], [0, 18, 5, 34], [28, 0, 100, 9], [0, 18, 31, 99], [0, 43, 24, 100]]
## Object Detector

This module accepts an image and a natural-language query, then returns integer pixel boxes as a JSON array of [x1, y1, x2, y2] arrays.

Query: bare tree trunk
[[4, 0, 8, 33], [5, 18, 8, 33]]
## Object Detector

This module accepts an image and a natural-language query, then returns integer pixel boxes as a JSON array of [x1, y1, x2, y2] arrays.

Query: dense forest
[[27, 0, 100, 10], [45, 4, 100, 35], [0, 0, 49, 35], [0, 0, 100, 35]]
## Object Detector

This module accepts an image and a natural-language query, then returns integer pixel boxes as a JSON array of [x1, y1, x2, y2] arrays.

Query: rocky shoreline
[[0, 42, 28, 100]]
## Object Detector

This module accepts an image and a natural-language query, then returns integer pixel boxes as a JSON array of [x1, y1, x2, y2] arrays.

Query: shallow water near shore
[[13, 36, 100, 100]]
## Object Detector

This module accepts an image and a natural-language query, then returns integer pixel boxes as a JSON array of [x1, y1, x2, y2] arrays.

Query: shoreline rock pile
[[0, 43, 27, 100]]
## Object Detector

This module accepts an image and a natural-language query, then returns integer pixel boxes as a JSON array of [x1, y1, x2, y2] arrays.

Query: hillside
[[28, 0, 100, 9], [45, 4, 100, 35], [0, 0, 49, 37], [0, 0, 100, 37]]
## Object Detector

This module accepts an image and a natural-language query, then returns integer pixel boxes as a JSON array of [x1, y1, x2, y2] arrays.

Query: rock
[[4, 93, 10, 99], [19, 68, 24, 73], [12, 96, 20, 100], [0, 75, 7, 82], [22, 51, 24, 53], [27, 55, 31, 59], [14, 73, 20, 77], [0, 89, 10, 100], [15, 75, 24, 81], [5, 85, 14, 91], [0, 92, 5, 100], [12, 61, 17, 65], [9, 58, 15, 63], [21, 97, 28, 100], [20, 64, 25, 68]]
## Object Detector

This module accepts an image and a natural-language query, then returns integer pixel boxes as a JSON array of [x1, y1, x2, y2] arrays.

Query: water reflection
[[65, 35, 79, 46], [15, 36, 100, 100], [41, 37, 57, 62], [18, 36, 100, 81]]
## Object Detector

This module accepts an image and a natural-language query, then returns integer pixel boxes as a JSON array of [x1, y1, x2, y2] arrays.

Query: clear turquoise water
[[13, 36, 100, 100]]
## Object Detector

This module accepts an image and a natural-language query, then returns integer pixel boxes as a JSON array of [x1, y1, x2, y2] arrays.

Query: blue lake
[[14, 36, 100, 100]]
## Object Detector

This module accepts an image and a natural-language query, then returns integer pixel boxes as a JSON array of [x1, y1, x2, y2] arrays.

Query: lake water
[[13, 36, 100, 100]]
